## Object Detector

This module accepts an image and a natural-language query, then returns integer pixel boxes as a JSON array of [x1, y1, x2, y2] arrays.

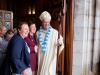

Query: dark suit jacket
[[1, 34, 30, 75]]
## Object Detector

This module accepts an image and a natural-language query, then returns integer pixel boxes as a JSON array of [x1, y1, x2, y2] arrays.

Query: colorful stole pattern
[[39, 26, 52, 52]]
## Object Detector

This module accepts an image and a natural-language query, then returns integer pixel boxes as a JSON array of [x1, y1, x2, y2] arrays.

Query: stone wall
[[72, 0, 97, 75]]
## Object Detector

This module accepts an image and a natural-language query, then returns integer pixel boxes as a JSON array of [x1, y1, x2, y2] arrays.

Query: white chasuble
[[36, 28, 64, 75]]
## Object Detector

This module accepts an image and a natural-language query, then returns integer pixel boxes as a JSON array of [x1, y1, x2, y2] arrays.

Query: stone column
[[92, 0, 100, 75], [72, 0, 95, 75]]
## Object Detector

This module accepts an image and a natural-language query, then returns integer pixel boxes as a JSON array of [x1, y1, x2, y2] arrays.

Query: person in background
[[1, 22, 32, 75], [0, 25, 7, 39], [24, 21, 38, 75], [0, 25, 7, 67], [1, 30, 14, 62], [13, 28, 17, 35], [36, 11, 64, 75]]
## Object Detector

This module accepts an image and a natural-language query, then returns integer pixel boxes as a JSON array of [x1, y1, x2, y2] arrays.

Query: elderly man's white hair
[[39, 11, 51, 21]]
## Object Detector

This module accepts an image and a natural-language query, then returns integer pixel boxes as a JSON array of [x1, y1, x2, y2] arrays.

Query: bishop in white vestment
[[36, 11, 64, 75]]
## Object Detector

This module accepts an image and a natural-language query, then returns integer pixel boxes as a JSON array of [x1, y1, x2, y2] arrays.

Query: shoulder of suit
[[11, 34, 23, 41]]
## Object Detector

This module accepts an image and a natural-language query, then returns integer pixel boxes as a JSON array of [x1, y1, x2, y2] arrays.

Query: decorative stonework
[[0, 10, 13, 30]]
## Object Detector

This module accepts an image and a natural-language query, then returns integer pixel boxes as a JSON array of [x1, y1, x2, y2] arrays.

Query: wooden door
[[64, 0, 73, 75]]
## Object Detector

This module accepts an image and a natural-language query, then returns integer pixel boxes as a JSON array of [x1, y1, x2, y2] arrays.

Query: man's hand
[[57, 35, 63, 46]]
